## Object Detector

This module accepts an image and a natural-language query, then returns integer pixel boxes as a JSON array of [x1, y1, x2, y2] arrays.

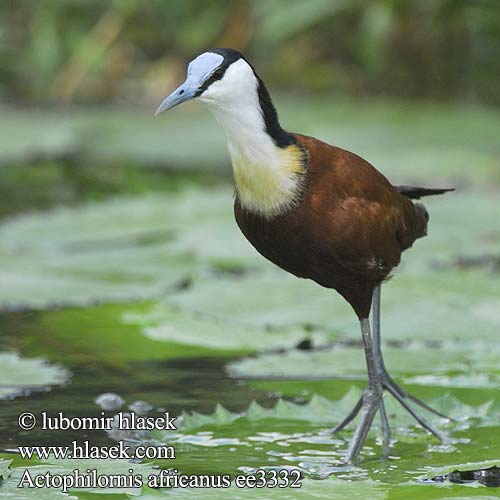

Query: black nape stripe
[[204, 48, 294, 149], [255, 75, 294, 148]]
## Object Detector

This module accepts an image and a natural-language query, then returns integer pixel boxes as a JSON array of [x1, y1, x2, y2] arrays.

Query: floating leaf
[[31, 302, 239, 367], [124, 303, 329, 351], [0, 352, 69, 400], [0, 187, 256, 309], [419, 460, 500, 486], [1, 458, 155, 497], [140, 477, 383, 499], [99, 391, 500, 490], [227, 339, 500, 387]]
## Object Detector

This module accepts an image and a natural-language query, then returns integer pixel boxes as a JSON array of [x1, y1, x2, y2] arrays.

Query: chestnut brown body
[[234, 133, 428, 319]]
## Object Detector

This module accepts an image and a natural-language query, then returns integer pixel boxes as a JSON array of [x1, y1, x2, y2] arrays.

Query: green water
[[0, 306, 254, 449]]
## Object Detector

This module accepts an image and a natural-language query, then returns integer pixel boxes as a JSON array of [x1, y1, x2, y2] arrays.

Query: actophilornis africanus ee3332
[[156, 48, 454, 462]]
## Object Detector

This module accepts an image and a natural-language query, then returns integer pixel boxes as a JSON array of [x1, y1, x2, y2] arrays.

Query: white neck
[[199, 60, 304, 217], [211, 96, 279, 171]]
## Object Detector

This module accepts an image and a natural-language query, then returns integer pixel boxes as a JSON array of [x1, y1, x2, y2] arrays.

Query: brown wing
[[294, 133, 428, 280]]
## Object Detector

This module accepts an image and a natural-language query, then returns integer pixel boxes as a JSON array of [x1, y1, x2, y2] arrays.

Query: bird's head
[[155, 48, 291, 150], [155, 48, 255, 115], [155, 48, 302, 217]]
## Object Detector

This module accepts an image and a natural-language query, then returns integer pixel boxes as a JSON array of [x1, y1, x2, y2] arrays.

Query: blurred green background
[[1, 1, 500, 498], [3, 0, 500, 105]]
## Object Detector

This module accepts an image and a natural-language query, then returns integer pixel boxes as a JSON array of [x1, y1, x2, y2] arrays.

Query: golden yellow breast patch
[[232, 144, 306, 216]]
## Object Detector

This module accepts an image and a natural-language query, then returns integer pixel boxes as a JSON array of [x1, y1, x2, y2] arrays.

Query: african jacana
[[156, 48, 453, 461]]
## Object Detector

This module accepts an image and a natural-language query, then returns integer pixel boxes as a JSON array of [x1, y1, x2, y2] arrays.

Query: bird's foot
[[333, 371, 452, 462], [343, 382, 388, 462], [379, 370, 454, 423]]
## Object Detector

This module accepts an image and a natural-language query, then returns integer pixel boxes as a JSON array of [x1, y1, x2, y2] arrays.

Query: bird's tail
[[395, 185, 454, 200]]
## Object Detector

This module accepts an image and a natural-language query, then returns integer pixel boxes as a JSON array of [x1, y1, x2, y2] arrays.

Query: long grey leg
[[334, 286, 451, 460], [372, 284, 453, 421], [372, 284, 383, 375], [345, 319, 382, 462], [372, 285, 392, 450]]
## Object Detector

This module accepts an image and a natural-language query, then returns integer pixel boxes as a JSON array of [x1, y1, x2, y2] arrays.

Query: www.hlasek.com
[[18, 410, 177, 461], [16, 411, 303, 492]]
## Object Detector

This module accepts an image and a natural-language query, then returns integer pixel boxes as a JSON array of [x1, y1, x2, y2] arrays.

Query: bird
[[155, 48, 454, 462]]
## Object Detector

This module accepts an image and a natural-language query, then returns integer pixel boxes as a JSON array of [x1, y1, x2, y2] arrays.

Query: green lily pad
[[227, 339, 500, 387], [123, 303, 329, 351], [1, 458, 154, 497], [0, 352, 69, 399], [102, 392, 500, 488], [0, 187, 257, 309], [140, 478, 383, 500], [32, 302, 241, 367], [166, 267, 500, 343]]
